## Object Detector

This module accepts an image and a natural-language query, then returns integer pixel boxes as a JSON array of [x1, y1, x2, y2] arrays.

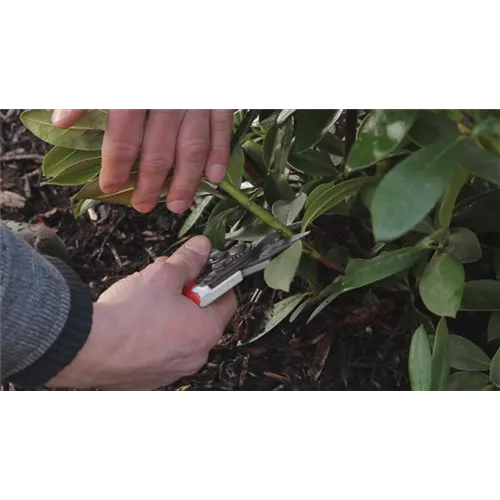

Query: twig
[[0, 153, 44, 162], [110, 245, 123, 267]]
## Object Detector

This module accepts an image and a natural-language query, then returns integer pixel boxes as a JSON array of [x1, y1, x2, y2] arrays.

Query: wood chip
[[0, 190, 26, 208]]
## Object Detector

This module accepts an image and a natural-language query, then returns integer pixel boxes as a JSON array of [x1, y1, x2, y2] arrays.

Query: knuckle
[[140, 153, 174, 173], [179, 139, 209, 164], [103, 140, 139, 162], [212, 110, 233, 130]]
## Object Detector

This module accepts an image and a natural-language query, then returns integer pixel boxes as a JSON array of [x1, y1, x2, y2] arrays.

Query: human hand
[[46, 235, 237, 390], [52, 109, 233, 214]]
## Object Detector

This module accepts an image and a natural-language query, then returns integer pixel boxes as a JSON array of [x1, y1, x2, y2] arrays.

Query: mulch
[[1, 109, 414, 390]]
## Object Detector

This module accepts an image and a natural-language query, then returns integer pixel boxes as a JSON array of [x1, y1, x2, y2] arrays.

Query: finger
[[131, 110, 184, 213], [205, 109, 233, 184], [167, 110, 210, 214], [52, 109, 88, 128], [163, 235, 212, 289], [100, 110, 147, 193], [208, 290, 238, 329]]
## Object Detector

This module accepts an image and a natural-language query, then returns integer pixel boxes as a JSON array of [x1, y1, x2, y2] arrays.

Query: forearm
[[0, 225, 93, 387]]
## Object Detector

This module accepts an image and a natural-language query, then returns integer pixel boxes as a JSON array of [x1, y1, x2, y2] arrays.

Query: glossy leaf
[[487, 311, 500, 341], [263, 172, 295, 206], [438, 167, 469, 228], [453, 188, 500, 234], [273, 118, 295, 171], [490, 348, 500, 387], [264, 241, 303, 292], [302, 177, 374, 230], [409, 326, 432, 391], [343, 247, 427, 291], [419, 253, 464, 318], [42, 147, 101, 177], [203, 207, 235, 250], [74, 172, 167, 205], [460, 280, 500, 311], [277, 109, 296, 126], [179, 196, 214, 237], [272, 192, 307, 225], [289, 150, 337, 176], [408, 111, 458, 147], [263, 123, 278, 169], [448, 371, 491, 391], [43, 165, 101, 186], [461, 139, 500, 186], [240, 294, 307, 345], [307, 287, 343, 324], [445, 227, 482, 263], [74, 198, 101, 218], [293, 110, 342, 153], [316, 132, 344, 156], [21, 109, 105, 150], [226, 143, 245, 187], [449, 335, 491, 371], [289, 296, 314, 323], [431, 318, 450, 390], [371, 137, 465, 241], [241, 141, 267, 174], [347, 110, 417, 170]]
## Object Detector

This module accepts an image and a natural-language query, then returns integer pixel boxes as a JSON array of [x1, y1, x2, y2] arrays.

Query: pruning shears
[[182, 224, 310, 308]]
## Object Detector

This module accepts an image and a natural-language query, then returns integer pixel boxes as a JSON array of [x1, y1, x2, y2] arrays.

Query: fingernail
[[52, 109, 71, 125], [207, 164, 226, 184], [168, 200, 188, 214], [185, 236, 211, 256]]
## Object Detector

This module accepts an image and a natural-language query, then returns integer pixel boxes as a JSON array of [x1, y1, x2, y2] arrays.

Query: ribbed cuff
[[7, 257, 93, 388]]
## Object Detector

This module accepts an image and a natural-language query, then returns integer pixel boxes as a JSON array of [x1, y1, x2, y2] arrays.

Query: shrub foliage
[[21, 109, 500, 390]]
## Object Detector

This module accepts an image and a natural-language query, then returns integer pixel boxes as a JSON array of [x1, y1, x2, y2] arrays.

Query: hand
[[52, 109, 233, 214], [46, 236, 237, 390]]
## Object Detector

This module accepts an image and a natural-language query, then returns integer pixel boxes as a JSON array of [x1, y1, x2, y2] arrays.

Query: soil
[[1, 109, 416, 391]]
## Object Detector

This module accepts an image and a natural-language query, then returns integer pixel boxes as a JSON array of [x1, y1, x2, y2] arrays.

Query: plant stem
[[219, 178, 294, 237], [218, 178, 344, 273]]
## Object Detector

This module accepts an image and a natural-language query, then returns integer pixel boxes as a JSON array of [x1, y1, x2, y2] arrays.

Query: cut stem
[[218, 178, 344, 273]]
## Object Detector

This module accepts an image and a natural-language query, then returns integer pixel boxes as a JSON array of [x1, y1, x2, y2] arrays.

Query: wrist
[[7, 256, 93, 389], [46, 302, 116, 389]]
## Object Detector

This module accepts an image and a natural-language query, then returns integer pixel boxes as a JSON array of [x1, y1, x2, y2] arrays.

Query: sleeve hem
[[7, 257, 93, 388]]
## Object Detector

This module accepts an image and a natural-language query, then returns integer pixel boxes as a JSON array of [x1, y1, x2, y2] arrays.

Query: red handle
[[182, 279, 201, 306]]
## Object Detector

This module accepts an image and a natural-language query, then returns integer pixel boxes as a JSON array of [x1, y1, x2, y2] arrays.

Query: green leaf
[[263, 123, 278, 169], [445, 227, 482, 263], [293, 110, 342, 153], [460, 280, 500, 311], [438, 167, 469, 228], [274, 117, 295, 171], [264, 241, 303, 292], [42, 147, 101, 177], [179, 196, 214, 237], [448, 371, 491, 391], [203, 206, 236, 250], [307, 287, 343, 323], [408, 111, 458, 147], [449, 335, 491, 371], [241, 141, 267, 174], [346, 110, 417, 170], [409, 326, 432, 391], [288, 150, 337, 176], [74, 198, 101, 218], [263, 172, 295, 206], [461, 139, 500, 186], [343, 247, 427, 291], [431, 318, 450, 390], [419, 253, 464, 318], [302, 177, 374, 230], [74, 172, 169, 206], [289, 295, 314, 322], [41, 147, 102, 186], [43, 165, 101, 186], [487, 311, 500, 342], [371, 137, 465, 241], [21, 109, 105, 150], [316, 132, 344, 157], [277, 109, 296, 126], [490, 348, 500, 387], [240, 294, 307, 345], [272, 192, 307, 225], [226, 144, 245, 187], [453, 188, 500, 234]]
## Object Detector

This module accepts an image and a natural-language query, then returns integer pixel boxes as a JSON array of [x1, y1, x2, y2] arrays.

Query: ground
[[1, 110, 414, 390]]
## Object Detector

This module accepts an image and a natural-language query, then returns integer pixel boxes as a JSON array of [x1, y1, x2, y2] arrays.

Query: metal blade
[[240, 230, 310, 277]]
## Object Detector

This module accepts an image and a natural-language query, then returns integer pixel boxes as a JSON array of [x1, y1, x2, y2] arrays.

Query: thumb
[[164, 235, 212, 290], [52, 109, 88, 128]]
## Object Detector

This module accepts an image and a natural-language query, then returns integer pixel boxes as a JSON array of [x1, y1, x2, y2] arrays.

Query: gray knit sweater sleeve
[[0, 225, 93, 387]]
